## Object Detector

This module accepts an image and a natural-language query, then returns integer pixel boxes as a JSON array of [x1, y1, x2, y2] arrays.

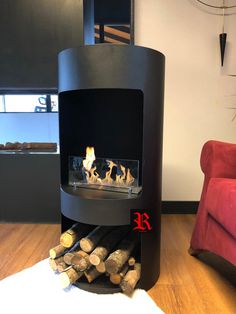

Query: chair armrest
[[201, 140, 236, 179]]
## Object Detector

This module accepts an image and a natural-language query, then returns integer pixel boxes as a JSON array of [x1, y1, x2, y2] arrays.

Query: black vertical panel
[[0, 153, 60, 223], [0, 0, 94, 91], [94, 0, 131, 24], [84, 0, 95, 45]]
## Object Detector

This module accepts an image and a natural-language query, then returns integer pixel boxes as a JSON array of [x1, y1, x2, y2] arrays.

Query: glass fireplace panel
[[69, 152, 141, 195]]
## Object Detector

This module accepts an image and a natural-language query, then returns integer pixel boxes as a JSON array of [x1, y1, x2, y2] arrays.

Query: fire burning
[[83, 146, 135, 187], [82, 147, 96, 172], [69, 147, 141, 194]]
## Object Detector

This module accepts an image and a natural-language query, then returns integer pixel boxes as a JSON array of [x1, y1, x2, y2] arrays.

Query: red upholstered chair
[[189, 140, 236, 266]]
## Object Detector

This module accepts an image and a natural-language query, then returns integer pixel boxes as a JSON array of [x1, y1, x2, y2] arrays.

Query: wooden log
[[84, 266, 102, 283], [57, 262, 70, 273], [80, 226, 113, 253], [73, 250, 88, 259], [95, 261, 106, 273], [49, 244, 68, 259], [105, 232, 139, 274], [120, 263, 141, 295], [49, 256, 64, 271], [63, 249, 87, 265], [128, 256, 136, 266], [63, 252, 75, 265], [59, 267, 83, 288], [21, 142, 57, 150], [127, 243, 139, 266], [89, 226, 130, 266], [110, 263, 129, 285], [60, 223, 93, 248], [71, 252, 91, 271]]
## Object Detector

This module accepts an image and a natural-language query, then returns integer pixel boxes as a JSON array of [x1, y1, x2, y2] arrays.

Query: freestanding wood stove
[[58, 44, 165, 293]]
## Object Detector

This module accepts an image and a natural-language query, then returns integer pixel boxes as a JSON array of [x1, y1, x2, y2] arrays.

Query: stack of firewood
[[0, 142, 57, 151], [49, 223, 141, 295]]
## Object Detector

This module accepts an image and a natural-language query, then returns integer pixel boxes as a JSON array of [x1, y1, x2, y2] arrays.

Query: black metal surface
[[61, 186, 141, 226], [162, 201, 199, 214], [0, 0, 94, 91], [0, 153, 60, 222], [58, 44, 165, 292], [94, 0, 131, 25], [73, 276, 122, 294]]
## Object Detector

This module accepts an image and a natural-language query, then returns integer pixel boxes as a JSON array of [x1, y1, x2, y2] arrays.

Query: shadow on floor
[[195, 252, 236, 287]]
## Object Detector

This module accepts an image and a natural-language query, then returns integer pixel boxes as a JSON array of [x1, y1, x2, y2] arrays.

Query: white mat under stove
[[0, 259, 164, 314]]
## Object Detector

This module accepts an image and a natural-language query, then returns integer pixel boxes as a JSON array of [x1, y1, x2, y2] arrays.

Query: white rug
[[0, 259, 164, 314]]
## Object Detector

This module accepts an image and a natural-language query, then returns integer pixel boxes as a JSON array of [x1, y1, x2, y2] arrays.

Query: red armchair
[[189, 140, 236, 266]]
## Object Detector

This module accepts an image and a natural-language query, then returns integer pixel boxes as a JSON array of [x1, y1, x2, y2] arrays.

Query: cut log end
[[49, 258, 58, 271], [89, 253, 101, 266], [60, 235, 75, 248], [79, 226, 114, 253], [49, 244, 66, 259], [59, 272, 73, 288], [84, 267, 102, 283], [49, 249, 56, 259], [63, 252, 75, 265], [120, 263, 141, 295], [57, 262, 69, 273], [128, 257, 136, 266], [104, 234, 138, 275], [110, 263, 129, 285], [79, 238, 94, 253], [105, 259, 119, 274], [110, 274, 122, 285], [96, 261, 106, 273], [59, 268, 82, 288], [72, 256, 91, 272], [49, 256, 65, 271], [120, 280, 135, 296]]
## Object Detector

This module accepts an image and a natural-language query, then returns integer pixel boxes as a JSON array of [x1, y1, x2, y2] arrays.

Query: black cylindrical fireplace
[[58, 44, 165, 293]]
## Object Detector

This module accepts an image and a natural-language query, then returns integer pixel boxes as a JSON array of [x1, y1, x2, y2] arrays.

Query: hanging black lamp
[[196, 0, 236, 67], [219, 33, 227, 66], [219, 2, 227, 66]]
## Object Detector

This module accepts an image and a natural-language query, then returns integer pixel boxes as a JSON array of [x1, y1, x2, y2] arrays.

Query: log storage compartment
[[58, 45, 165, 293], [50, 221, 141, 294]]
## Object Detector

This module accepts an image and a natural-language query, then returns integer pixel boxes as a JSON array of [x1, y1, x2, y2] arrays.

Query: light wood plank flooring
[[0, 215, 235, 313]]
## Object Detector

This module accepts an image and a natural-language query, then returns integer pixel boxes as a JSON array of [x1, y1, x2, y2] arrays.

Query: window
[[94, 0, 133, 45], [95, 25, 131, 44], [0, 94, 58, 113]]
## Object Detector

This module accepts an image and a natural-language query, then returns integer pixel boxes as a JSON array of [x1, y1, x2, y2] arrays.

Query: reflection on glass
[[0, 95, 58, 112], [69, 147, 141, 195]]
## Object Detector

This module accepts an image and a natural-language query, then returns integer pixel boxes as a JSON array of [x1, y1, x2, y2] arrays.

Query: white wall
[[135, 0, 236, 200], [0, 113, 59, 144]]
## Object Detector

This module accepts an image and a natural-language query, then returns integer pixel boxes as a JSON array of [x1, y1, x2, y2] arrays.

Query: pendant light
[[196, 0, 236, 66], [219, 1, 227, 66]]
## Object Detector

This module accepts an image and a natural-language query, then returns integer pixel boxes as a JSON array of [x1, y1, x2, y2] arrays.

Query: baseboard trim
[[161, 201, 199, 214]]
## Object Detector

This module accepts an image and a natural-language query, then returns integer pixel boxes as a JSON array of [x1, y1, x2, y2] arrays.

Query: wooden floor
[[0, 215, 235, 313]]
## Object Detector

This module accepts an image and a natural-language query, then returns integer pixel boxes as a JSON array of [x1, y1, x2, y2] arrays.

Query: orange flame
[[83, 146, 134, 187], [83, 146, 96, 171]]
